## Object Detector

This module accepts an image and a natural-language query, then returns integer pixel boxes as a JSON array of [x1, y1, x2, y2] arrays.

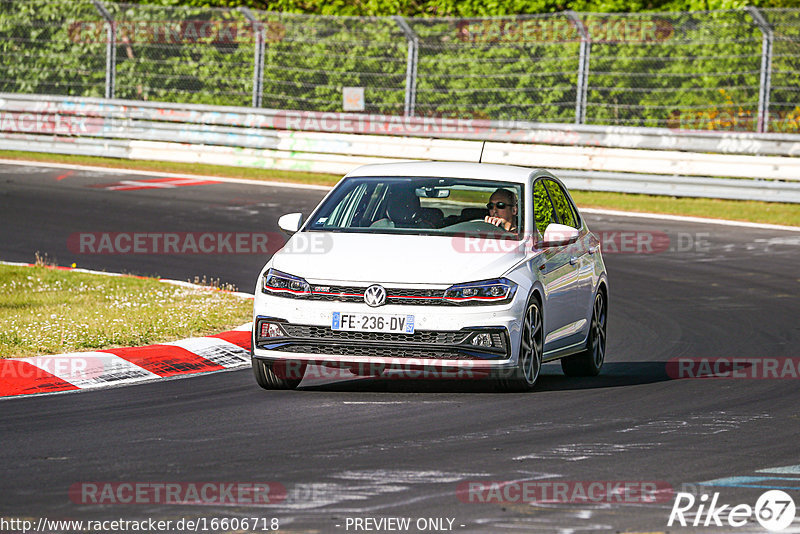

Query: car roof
[[344, 161, 540, 184]]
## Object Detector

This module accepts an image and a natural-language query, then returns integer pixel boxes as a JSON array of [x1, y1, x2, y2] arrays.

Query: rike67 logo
[[668, 490, 796, 531]]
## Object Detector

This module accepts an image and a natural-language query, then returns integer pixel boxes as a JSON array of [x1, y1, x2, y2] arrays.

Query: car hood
[[271, 231, 528, 285]]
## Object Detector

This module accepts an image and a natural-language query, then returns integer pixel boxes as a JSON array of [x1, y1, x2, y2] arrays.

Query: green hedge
[[126, 0, 799, 17], [1, 0, 797, 132]]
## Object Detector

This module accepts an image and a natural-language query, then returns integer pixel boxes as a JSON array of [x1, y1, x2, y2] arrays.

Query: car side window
[[545, 180, 579, 229], [533, 180, 556, 235]]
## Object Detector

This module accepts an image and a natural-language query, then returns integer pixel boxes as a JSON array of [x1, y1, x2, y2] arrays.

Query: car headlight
[[262, 268, 311, 297], [443, 277, 517, 305]]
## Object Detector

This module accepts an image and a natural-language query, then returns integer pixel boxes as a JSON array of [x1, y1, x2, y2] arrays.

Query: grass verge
[[0, 264, 252, 358], [0, 149, 797, 227]]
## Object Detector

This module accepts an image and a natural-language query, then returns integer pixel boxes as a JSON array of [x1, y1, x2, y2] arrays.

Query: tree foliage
[[125, 0, 800, 17], [1, 0, 797, 132]]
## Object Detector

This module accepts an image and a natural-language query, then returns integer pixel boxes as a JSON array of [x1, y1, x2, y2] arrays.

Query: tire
[[496, 296, 543, 392], [252, 358, 306, 390], [561, 289, 607, 377]]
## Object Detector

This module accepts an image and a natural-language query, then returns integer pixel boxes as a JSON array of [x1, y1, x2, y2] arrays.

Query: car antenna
[[479, 141, 486, 163]]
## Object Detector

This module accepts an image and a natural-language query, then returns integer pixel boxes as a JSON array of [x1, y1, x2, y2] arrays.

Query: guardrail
[[1, 93, 799, 203]]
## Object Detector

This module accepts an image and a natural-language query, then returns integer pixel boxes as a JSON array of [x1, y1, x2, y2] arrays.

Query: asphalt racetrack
[[1, 162, 799, 533]]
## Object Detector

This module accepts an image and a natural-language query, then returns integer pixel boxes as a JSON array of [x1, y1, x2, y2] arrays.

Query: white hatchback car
[[252, 162, 608, 391]]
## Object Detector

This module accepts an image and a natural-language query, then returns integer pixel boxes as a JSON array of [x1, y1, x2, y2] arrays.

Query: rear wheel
[[496, 296, 543, 392], [561, 290, 607, 377], [252, 358, 306, 390]]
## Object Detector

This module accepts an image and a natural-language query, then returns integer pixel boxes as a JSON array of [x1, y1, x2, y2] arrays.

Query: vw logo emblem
[[364, 284, 386, 307]]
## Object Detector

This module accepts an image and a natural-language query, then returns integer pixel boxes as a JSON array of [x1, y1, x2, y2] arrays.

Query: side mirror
[[277, 213, 304, 235], [540, 223, 579, 247]]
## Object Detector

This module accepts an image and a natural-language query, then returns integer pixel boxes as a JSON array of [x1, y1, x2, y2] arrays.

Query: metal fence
[[1, 0, 798, 133]]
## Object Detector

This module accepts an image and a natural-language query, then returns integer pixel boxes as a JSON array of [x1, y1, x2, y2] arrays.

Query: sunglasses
[[486, 201, 514, 210]]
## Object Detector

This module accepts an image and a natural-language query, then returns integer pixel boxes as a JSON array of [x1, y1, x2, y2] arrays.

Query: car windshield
[[306, 177, 524, 238]]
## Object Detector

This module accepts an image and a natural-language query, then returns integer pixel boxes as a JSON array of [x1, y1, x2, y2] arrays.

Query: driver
[[484, 188, 518, 232]]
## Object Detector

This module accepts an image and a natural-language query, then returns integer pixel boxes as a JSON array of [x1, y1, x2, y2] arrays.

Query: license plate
[[332, 312, 415, 334]]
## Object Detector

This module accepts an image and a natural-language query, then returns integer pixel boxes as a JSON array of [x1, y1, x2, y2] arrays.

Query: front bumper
[[251, 292, 525, 371]]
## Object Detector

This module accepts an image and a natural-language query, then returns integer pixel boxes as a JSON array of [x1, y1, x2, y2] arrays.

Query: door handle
[[588, 246, 597, 254], [570, 256, 578, 265]]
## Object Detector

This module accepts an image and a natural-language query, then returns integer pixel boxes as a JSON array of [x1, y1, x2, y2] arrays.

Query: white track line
[[0, 158, 332, 191], [1, 158, 798, 231], [581, 208, 800, 232]]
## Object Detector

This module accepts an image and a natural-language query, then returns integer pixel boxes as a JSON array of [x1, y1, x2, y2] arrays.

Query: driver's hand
[[485, 216, 512, 231]]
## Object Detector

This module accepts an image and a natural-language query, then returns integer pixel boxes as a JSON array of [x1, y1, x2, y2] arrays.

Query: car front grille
[[308, 285, 448, 306], [280, 324, 468, 345]]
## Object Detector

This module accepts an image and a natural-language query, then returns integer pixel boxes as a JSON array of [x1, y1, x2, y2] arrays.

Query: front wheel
[[561, 290, 607, 377], [496, 297, 543, 392], [252, 358, 306, 390]]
